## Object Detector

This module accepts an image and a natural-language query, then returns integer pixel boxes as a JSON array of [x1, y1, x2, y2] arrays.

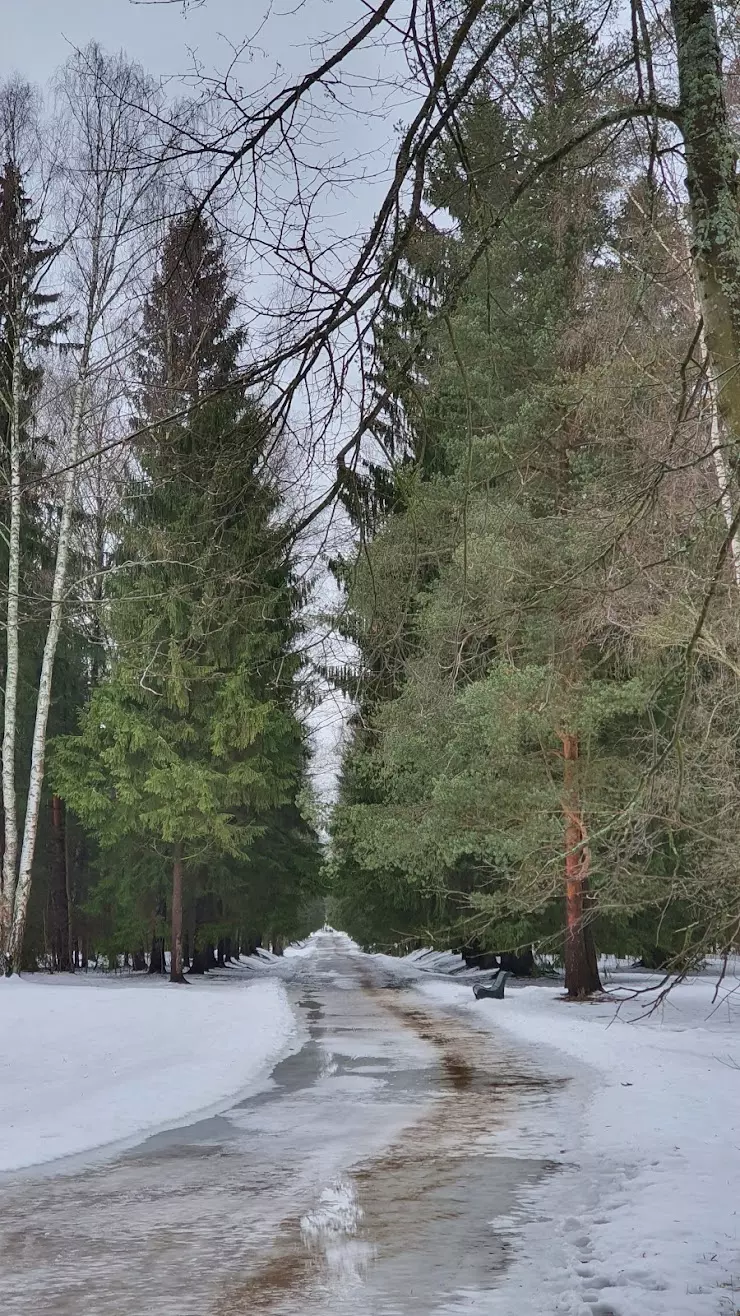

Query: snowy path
[[0, 933, 554, 1316], [2, 934, 737, 1315]]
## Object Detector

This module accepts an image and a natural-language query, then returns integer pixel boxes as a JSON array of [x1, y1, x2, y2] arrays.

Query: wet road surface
[[0, 933, 558, 1315]]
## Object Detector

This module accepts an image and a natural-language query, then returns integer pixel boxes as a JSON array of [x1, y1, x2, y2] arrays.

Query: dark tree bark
[[132, 948, 146, 971], [188, 938, 216, 974], [49, 794, 72, 971], [187, 904, 196, 968], [561, 733, 603, 998], [216, 937, 234, 965], [672, 0, 740, 444], [498, 947, 535, 976], [170, 844, 186, 984], [148, 936, 166, 974], [463, 944, 500, 971]]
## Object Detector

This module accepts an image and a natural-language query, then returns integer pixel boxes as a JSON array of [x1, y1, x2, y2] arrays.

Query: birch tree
[[0, 84, 65, 965], [1, 48, 167, 972]]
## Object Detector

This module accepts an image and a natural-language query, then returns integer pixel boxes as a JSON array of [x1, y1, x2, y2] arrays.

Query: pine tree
[[327, 5, 707, 990]]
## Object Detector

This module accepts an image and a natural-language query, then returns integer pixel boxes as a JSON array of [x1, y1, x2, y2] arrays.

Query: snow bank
[[0, 974, 297, 1172], [418, 973, 740, 1316]]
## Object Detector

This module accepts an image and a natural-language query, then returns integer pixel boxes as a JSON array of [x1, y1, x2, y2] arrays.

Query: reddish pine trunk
[[49, 795, 72, 972], [170, 844, 186, 984], [561, 733, 602, 998]]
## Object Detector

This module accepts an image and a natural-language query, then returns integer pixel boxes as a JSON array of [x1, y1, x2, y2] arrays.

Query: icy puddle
[[0, 935, 558, 1315]]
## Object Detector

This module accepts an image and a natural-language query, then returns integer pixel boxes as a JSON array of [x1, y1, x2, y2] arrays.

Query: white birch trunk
[[688, 266, 740, 586], [6, 370, 88, 967], [0, 337, 22, 962], [2, 50, 174, 968], [629, 192, 740, 582], [705, 361, 740, 586]]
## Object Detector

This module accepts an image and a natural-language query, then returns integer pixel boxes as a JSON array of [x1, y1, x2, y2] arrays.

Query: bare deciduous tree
[[1, 47, 172, 971]]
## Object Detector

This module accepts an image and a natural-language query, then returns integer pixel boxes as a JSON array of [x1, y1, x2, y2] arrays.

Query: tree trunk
[[49, 795, 72, 971], [0, 338, 22, 971], [170, 844, 186, 984], [148, 936, 166, 975], [681, 248, 740, 581], [561, 733, 602, 998], [672, 0, 740, 451], [132, 948, 146, 971], [6, 367, 89, 971], [498, 946, 535, 976], [188, 941, 213, 974]]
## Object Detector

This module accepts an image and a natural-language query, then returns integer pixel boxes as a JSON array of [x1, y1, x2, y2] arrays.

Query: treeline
[[326, 3, 740, 994], [0, 50, 322, 978], [6, 0, 740, 996]]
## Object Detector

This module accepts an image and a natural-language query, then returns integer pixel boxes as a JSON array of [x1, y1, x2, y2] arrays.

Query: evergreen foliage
[[51, 213, 322, 975], [327, 6, 725, 987]]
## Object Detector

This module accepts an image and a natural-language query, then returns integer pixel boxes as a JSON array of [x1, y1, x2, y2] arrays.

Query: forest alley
[[0, 934, 558, 1315]]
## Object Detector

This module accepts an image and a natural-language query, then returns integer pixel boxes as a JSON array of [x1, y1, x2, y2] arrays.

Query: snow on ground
[[416, 969, 740, 1316], [0, 972, 298, 1173]]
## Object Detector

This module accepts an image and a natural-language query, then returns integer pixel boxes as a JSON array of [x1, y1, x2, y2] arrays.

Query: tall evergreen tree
[[53, 212, 321, 982], [327, 6, 711, 991]]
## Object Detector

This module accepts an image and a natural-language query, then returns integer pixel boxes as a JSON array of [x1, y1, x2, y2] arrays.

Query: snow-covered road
[[0, 933, 554, 1316], [2, 933, 738, 1315]]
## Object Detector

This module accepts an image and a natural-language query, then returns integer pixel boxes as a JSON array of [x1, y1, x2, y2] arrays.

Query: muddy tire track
[[221, 982, 561, 1315]]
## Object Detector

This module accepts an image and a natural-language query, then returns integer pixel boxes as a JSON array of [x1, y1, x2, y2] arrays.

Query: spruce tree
[[52, 212, 319, 982]]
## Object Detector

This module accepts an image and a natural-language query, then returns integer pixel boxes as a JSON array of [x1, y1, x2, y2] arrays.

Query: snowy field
[[415, 966, 740, 1316], [0, 972, 297, 1172]]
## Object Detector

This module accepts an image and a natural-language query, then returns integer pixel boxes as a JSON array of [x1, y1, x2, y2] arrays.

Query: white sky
[[7, 1, 350, 84], [5, 1, 406, 213]]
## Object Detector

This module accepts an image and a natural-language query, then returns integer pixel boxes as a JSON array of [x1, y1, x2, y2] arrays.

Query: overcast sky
[[8, 0, 348, 85], [6, 0, 406, 174]]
